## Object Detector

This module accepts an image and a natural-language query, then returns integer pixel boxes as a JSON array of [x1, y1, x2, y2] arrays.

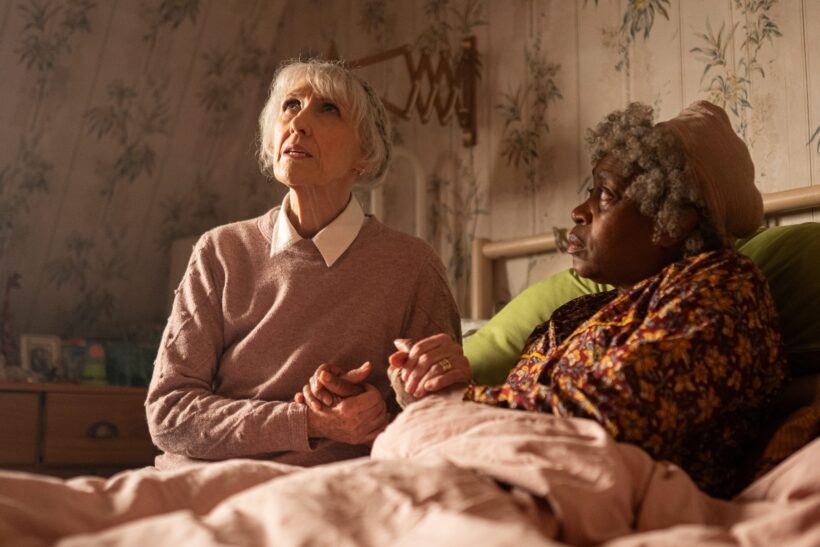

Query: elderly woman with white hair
[[369, 100, 786, 498], [145, 59, 460, 469]]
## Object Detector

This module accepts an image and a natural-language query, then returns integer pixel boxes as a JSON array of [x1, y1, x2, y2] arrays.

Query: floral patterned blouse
[[465, 250, 787, 498]]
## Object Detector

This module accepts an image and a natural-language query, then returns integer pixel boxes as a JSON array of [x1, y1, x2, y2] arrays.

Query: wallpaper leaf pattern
[[354, 0, 487, 306], [46, 71, 174, 331], [156, 177, 221, 251], [427, 152, 487, 299], [140, 0, 201, 46], [286, 0, 814, 316], [15, 0, 96, 123], [418, 0, 487, 304], [2, 0, 815, 340], [84, 77, 170, 200], [691, 0, 781, 140], [810, 126, 820, 156], [416, 0, 485, 56], [592, 0, 671, 75], [0, 0, 100, 349], [46, 226, 129, 334], [156, 15, 274, 252], [498, 36, 562, 195], [358, 0, 390, 49], [197, 25, 267, 135], [0, 135, 52, 258], [0, 0, 285, 339]]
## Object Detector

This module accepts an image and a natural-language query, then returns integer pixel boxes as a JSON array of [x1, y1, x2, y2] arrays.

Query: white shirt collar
[[270, 193, 365, 267]]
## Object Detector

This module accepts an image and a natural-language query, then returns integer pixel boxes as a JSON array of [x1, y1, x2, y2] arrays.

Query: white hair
[[258, 59, 392, 188], [586, 102, 723, 256]]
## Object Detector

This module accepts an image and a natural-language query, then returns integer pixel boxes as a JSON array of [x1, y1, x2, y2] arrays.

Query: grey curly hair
[[585, 102, 724, 256], [258, 58, 392, 188]]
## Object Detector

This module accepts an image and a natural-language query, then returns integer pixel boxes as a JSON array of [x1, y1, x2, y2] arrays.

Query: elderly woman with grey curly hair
[[373, 100, 787, 498], [146, 59, 460, 469]]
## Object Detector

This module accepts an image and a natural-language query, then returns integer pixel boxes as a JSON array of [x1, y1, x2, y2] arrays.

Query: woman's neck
[[287, 187, 352, 239]]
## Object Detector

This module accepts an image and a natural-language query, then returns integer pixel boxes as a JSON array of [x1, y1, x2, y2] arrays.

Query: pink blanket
[[1, 397, 818, 546]]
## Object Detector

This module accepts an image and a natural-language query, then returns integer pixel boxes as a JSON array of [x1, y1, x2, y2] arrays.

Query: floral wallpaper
[[0, 0, 287, 344], [2, 0, 817, 343], [272, 0, 818, 316]]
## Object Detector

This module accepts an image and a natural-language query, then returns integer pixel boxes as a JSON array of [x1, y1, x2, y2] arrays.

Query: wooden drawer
[[0, 392, 39, 465], [43, 393, 156, 465]]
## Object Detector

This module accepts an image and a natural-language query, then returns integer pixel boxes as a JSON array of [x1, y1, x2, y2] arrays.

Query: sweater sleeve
[[401, 252, 462, 345], [145, 235, 312, 460]]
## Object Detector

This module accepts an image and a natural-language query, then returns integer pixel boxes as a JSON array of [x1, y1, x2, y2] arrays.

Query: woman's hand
[[389, 334, 472, 399], [305, 383, 388, 445], [294, 362, 371, 411]]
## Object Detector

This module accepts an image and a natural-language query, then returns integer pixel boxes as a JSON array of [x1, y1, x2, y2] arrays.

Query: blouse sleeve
[[145, 235, 312, 460], [549, 255, 787, 460]]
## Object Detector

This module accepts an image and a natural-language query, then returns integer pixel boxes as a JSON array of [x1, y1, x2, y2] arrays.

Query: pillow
[[736, 223, 820, 375], [465, 222, 820, 385], [460, 318, 488, 339], [464, 269, 611, 385]]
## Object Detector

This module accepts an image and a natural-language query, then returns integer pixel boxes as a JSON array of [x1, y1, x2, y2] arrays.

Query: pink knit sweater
[[146, 209, 460, 468]]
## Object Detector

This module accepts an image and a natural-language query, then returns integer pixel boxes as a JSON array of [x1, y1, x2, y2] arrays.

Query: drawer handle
[[87, 421, 120, 440]]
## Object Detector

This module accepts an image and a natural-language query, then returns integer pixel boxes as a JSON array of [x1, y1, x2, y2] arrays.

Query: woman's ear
[[658, 206, 698, 248], [353, 158, 367, 177]]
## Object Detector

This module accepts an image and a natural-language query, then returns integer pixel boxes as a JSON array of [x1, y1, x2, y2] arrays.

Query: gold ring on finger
[[438, 357, 453, 372]]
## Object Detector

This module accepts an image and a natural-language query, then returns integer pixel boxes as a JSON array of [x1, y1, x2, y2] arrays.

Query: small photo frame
[[20, 334, 62, 377]]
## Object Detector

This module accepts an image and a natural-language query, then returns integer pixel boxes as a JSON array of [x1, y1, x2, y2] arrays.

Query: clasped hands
[[293, 333, 472, 446]]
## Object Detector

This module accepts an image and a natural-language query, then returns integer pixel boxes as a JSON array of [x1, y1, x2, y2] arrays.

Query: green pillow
[[465, 222, 820, 384], [737, 223, 820, 374], [464, 270, 611, 385]]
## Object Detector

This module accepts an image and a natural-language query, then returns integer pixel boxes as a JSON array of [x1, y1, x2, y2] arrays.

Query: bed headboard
[[470, 185, 820, 319], [367, 145, 427, 241]]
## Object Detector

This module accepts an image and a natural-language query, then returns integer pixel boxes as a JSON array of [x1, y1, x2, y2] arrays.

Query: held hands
[[295, 361, 388, 445], [389, 333, 473, 400], [294, 362, 371, 411]]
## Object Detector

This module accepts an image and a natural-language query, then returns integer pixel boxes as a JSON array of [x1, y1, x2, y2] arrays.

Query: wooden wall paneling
[[158, 0, 282, 318], [116, 0, 219, 331], [0, 1, 34, 150], [0, 1, 14, 48], [677, 0, 733, 111], [3, 0, 817, 337], [3, 2, 116, 336], [804, 0, 819, 218], [575, 0, 628, 148], [348, 1, 408, 233], [473, 9, 492, 244], [734, 1, 809, 196], [569, 0, 628, 300], [228, 1, 290, 224], [398, 0, 420, 245], [372, 1, 419, 239], [525, 0, 577, 287], [401, 0, 448, 268], [482, 0, 531, 307], [107, 0, 206, 333], [628, 0, 685, 118], [546, 0, 629, 298], [202, 2, 258, 227]]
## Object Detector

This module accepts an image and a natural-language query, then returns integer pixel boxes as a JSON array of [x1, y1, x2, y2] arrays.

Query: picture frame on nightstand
[[20, 334, 62, 378]]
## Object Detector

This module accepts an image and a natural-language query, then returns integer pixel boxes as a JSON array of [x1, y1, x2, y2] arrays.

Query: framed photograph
[[20, 334, 62, 377]]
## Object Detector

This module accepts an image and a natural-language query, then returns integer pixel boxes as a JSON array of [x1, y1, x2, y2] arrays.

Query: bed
[[1, 187, 819, 546]]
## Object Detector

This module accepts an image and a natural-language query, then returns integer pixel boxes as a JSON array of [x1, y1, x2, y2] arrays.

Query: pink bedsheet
[[1, 396, 818, 546]]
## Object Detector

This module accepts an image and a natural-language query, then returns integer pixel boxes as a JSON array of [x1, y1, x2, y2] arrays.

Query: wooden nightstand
[[0, 382, 158, 477]]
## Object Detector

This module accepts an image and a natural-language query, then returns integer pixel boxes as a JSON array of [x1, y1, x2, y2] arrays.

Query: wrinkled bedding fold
[[1, 396, 817, 546]]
